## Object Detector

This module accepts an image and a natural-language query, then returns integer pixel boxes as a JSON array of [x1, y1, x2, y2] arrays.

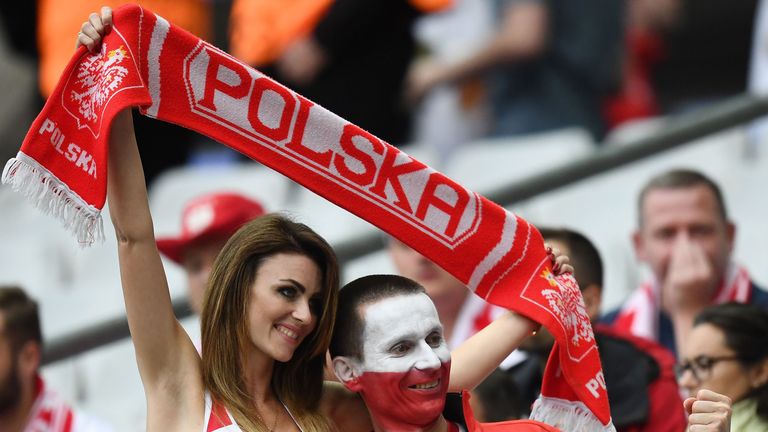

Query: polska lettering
[[39, 118, 97, 179], [184, 44, 479, 246], [585, 370, 606, 398]]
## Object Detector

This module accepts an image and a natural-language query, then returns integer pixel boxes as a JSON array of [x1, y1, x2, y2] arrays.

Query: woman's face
[[678, 323, 753, 402], [246, 253, 323, 363]]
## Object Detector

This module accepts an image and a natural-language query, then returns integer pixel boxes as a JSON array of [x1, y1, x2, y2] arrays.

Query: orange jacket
[[229, 0, 452, 66], [38, 0, 211, 98]]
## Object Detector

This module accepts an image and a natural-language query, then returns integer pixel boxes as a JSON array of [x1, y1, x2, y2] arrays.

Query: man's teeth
[[411, 380, 439, 390], [277, 326, 298, 339]]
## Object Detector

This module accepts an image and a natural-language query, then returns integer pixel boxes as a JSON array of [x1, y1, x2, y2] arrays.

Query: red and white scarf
[[612, 264, 752, 341], [2, 5, 613, 430], [25, 376, 75, 432]]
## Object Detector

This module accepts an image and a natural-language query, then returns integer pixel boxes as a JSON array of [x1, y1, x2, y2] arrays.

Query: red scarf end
[[531, 396, 616, 432], [3, 152, 104, 246]]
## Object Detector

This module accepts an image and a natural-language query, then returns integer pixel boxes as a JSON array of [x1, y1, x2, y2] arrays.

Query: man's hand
[[545, 244, 574, 276], [276, 37, 327, 86], [661, 233, 715, 318], [684, 390, 731, 432], [76, 6, 112, 53]]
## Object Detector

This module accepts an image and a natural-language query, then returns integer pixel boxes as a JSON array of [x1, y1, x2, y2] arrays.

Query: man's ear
[[332, 356, 363, 392], [632, 230, 646, 262], [18, 341, 41, 377], [581, 284, 602, 321], [725, 221, 736, 253]]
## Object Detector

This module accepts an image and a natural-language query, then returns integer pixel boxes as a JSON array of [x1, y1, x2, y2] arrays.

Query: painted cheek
[[356, 360, 450, 431]]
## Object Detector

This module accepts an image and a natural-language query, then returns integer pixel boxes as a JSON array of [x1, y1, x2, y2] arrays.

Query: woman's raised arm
[[81, 7, 202, 406]]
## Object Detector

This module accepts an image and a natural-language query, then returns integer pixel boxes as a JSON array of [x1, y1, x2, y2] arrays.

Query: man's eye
[[690, 226, 714, 238], [391, 342, 412, 355], [426, 333, 443, 347]]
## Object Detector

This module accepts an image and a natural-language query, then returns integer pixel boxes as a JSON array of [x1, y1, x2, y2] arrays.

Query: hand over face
[[405, 58, 446, 105], [276, 37, 327, 86], [661, 233, 715, 317]]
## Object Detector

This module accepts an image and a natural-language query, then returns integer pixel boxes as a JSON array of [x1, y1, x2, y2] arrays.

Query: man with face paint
[[330, 275, 560, 431], [0, 286, 113, 431]]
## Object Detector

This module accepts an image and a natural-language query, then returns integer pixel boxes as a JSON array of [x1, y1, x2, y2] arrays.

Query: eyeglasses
[[675, 355, 741, 382]]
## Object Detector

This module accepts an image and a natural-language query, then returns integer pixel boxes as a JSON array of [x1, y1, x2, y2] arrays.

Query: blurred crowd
[[0, 1, 767, 431], [0, 0, 762, 183]]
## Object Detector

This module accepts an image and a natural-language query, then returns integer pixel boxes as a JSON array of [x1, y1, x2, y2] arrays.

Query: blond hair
[[201, 214, 338, 431]]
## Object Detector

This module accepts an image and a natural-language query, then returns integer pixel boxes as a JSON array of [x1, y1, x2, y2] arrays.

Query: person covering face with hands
[[603, 169, 768, 357]]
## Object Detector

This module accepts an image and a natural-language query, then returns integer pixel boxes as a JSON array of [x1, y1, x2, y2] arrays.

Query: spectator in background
[[155, 192, 265, 317], [0, 3, 41, 165], [37, 0, 213, 186], [651, 0, 758, 112], [603, 0, 682, 129], [407, 0, 625, 140], [229, 0, 451, 146], [467, 368, 527, 422], [677, 303, 768, 431], [602, 169, 768, 357], [0, 286, 113, 432], [540, 227, 687, 431], [747, 0, 768, 154]]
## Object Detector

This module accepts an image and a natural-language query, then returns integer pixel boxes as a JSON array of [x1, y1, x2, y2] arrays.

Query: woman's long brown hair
[[200, 213, 338, 431]]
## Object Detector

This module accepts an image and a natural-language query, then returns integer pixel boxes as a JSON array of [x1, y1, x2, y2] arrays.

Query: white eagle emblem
[[70, 44, 130, 123], [540, 270, 594, 347]]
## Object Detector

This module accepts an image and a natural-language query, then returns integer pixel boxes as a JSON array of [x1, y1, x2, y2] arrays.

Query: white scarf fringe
[[530, 396, 616, 432], [2, 152, 104, 245]]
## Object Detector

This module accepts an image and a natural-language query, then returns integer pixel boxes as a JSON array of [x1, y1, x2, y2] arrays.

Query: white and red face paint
[[343, 293, 452, 431]]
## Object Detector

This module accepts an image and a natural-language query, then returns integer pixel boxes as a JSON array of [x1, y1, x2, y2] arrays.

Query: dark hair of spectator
[[539, 227, 603, 290], [638, 169, 728, 226], [472, 368, 527, 421], [330, 274, 425, 360], [0, 286, 43, 352], [695, 303, 768, 421]]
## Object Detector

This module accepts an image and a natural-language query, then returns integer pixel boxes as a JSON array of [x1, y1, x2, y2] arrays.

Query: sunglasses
[[674, 355, 741, 382]]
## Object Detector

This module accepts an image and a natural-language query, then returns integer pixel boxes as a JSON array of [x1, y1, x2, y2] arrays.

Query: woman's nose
[[293, 298, 313, 323], [677, 368, 698, 394]]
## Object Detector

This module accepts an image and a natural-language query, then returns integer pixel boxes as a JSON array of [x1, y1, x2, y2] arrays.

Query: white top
[[203, 391, 303, 432]]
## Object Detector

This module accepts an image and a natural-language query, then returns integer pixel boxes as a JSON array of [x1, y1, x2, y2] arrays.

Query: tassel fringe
[[531, 396, 616, 432], [2, 153, 104, 246]]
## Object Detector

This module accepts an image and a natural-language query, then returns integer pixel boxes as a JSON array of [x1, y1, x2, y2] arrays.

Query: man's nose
[[674, 229, 693, 243], [413, 342, 442, 370]]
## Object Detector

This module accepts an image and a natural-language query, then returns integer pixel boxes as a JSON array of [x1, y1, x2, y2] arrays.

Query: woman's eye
[[278, 286, 298, 299]]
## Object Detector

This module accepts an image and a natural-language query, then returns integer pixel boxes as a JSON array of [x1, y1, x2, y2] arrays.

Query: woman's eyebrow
[[279, 279, 306, 293]]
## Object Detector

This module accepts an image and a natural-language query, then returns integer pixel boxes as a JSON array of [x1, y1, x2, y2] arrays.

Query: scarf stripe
[[613, 264, 753, 340]]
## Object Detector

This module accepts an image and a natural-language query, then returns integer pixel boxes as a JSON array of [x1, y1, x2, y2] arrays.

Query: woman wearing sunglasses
[[677, 302, 768, 431]]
